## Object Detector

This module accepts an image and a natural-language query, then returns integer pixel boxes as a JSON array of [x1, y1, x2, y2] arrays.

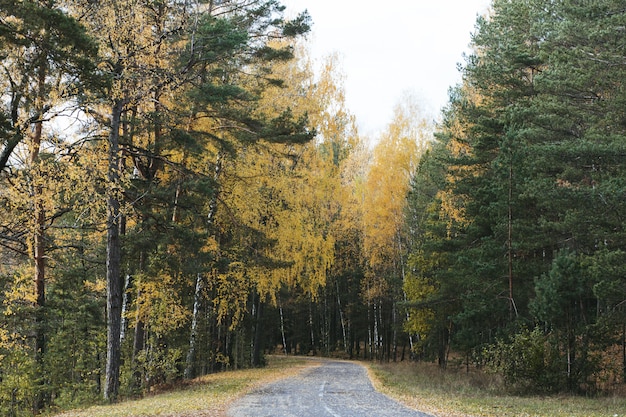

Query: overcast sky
[[282, 0, 492, 136]]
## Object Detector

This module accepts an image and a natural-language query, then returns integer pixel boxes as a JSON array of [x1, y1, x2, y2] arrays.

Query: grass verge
[[49, 356, 315, 417], [367, 361, 626, 417]]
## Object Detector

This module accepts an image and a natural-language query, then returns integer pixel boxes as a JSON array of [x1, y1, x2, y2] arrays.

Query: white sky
[[283, 0, 492, 136]]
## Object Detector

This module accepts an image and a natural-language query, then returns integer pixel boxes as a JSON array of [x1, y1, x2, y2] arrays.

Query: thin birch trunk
[[367, 298, 372, 360], [120, 274, 131, 342], [279, 300, 287, 354], [336, 280, 348, 353], [309, 301, 316, 355], [184, 273, 204, 379], [392, 303, 398, 362]]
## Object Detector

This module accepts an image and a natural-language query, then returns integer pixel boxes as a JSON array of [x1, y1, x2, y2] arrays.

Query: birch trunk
[[279, 301, 287, 354], [336, 280, 348, 353], [184, 273, 204, 379]]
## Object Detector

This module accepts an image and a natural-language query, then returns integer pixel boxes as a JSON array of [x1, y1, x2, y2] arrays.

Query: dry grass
[[49, 356, 626, 417], [49, 356, 316, 417], [367, 360, 626, 417]]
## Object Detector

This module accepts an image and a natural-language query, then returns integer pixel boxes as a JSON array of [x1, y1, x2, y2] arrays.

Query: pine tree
[[406, 0, 626, 389], [0, 0, 98, 409]]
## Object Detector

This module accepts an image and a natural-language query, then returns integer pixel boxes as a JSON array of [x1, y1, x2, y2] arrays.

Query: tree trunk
[[184, 273, 203, 379], [252, 296, 264, 367], [132, 314, 145, 388], [336, 279, 348, 353], [438, 324, 450, 369], [373, 302, 380, 360], [32, 62, 47, 413], [622, 324, 626, 383], [131, 281, 145, 390], [507, 162, 517, 319], [367, 300, 372, 360], [392, 302, 398, 362], [120, 274, 131, 343], [105, 98, 125, 402], [308, 300, 316, 355], [279, 300, 287, 354]]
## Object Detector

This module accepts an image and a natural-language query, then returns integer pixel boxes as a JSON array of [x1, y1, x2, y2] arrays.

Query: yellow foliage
[[0, 325, 18, 352], [203, 236, 220, 255], [361, 271, 389, 303], [2, 269, 37, 316], [132, 274, 189, 336], [236, 146, 336, 299], [405, 308, 435, 338], [212, 265, 251, 329], [84, 278, 106, 294], [362, 95, 433, 269], [403, 272, 436, 341], [404, 274, 436, 301], [215, 47, 358, 302], [437, 189, 471, 234]]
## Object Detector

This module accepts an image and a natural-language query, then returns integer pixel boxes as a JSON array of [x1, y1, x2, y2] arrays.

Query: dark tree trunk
[[132, 317, 145, 388], [252, 297, 264, 367], [105, 98, 125, 402], [622, 324, 626, 383]]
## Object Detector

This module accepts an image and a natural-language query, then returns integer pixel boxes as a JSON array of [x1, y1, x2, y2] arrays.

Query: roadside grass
[[49, 356, 314, 417], [367, 360, 626, 417], [49, 356, 626, 417]]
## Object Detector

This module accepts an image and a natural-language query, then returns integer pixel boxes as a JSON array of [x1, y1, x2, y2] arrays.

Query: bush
[[484, 327, 564, 393], [0, 339, 36, 417]]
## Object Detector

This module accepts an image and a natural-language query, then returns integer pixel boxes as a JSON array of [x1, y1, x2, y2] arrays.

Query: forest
[[1, 0, 626, 415]]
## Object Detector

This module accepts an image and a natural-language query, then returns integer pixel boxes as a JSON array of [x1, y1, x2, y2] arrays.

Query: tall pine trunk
[[252, 296, 264, 367], [105, 98, 125, 401]]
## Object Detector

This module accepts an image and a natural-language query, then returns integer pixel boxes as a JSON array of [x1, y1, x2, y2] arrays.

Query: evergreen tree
[[405, 0, 626, 391], [0, 0, 98, 410]]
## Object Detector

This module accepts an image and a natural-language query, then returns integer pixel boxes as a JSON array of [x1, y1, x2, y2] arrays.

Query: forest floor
[[50, 356, 626, 417]]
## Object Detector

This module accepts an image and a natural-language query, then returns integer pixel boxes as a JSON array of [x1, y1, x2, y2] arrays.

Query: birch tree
[[361, 94, 432, 360]]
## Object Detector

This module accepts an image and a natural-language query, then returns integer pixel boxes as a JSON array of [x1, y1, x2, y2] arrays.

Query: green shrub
[[0, 339, 36, 417], [484, 327, 563, 393]]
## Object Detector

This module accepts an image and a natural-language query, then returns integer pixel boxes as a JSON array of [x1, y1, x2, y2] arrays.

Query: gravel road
[[227, 360, 434, 417]]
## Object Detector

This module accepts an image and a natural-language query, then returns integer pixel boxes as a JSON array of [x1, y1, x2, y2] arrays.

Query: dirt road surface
[[227, 359, 434, 417]]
